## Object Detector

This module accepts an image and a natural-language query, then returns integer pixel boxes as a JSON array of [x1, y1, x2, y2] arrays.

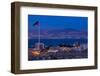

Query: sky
[[28, 15, 88, 31]]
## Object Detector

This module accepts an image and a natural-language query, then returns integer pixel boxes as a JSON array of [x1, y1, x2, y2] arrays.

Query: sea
[[28, 38, 87, 48]]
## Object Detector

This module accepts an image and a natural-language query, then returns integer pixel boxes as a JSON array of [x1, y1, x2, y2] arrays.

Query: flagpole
[[33, 21, 40, 50], [38, 21, 40, 50]]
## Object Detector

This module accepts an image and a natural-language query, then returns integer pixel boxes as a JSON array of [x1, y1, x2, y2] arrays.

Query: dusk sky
[[28, 15, 88, 31]]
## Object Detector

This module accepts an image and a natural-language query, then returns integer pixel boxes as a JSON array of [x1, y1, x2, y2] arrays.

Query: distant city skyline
[[28, 15, 88, 31]]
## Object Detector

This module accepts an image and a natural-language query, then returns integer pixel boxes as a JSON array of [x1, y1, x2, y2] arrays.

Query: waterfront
[[28, 38, 87, 48], [28, 39, 88, 61]]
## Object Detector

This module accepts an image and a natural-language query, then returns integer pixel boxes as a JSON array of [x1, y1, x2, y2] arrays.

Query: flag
[[33, 21, 39, 26]]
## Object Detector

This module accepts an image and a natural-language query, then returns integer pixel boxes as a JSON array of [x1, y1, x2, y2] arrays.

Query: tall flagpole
[[38, 21, 40, 50]]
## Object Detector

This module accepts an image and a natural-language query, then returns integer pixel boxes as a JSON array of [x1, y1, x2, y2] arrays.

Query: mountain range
[[28, 29, 87, 39]]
